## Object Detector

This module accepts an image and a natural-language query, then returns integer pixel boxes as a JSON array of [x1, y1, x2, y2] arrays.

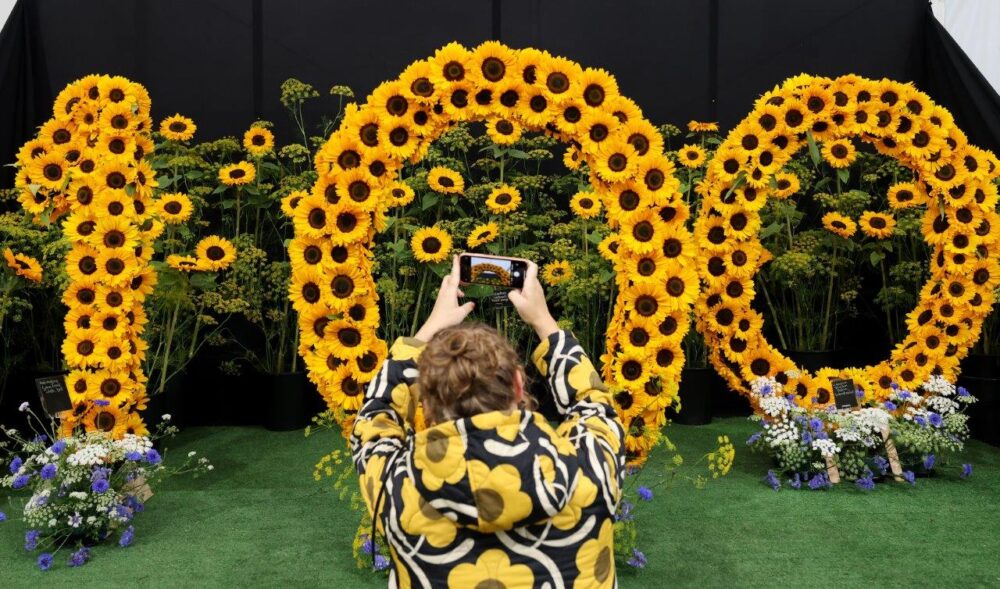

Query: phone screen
[[460, 255, 527, 289]]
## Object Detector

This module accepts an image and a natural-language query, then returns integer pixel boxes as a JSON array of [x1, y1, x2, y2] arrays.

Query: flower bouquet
[[1, 404, 212, 570], [747, 374, 976, 490]]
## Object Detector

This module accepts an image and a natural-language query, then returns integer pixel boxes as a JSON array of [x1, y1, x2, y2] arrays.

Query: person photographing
[[351, 255, 625, 588]]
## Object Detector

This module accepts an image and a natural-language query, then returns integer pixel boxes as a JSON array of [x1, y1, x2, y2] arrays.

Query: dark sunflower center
[[339, 328, 361, 347], [331, 275, 355, 297], [482, 57, 505, 81], [77, 340, 95, 355], [164, 201, 183, 215], [579, 198, 594, 209], [621, 360, 643, 380], [495, 193, 512, 205], [632, 221, 654, 242], [308, 208, 326, 229], [667, 277, 685, 297], [80, 257, 97, 275], [104, 230, 126, 248], [869, 217, 886, 229], [206, 246, 225, 261], [450, 89, 468, 108], [169, 121, 187, 133], [563, 106, 581, 124], [584, 83, 605, 106], [635, 295, 658, 317], [360, 123, 379, 146], [496, 120, 514, 135], [500, 90, 518, 107], [730, 213, 748, 231], [645, 169, 664, 190], [546, 72, 569, 93], [708, 226, 726, 244], [422, 237, 442, 254], [831, 144, 849, 158], [53, 129, 71, 144], [389, 127, 409, 146], [663, 238, 682, 258], [529, 95, 547, 113], [608, 153, 627, 172], [106, 257, 125, 275], [349, 180, 370, 202], [336, 213, 358, 233]]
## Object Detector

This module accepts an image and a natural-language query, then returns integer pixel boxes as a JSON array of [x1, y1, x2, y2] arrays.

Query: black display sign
[[831, 378, 859, 410], [483, 290, 513, 310], [35, 375, 72, 416]]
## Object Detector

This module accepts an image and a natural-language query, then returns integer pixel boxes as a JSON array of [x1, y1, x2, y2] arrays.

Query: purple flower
[[903, 470, 916, 485], [855, 470, 876, 491], [94, 399, 110, 407], [873, 456, 889, 476], [616, 500, 635, 522], [627, 548, 648, 569], [360, 535, 376, 555], [923, 454, 936, 470], [746, 432, 762, 445], [764, 470, 781, 491], [890, 382, 899, 390], [957, 386, 970, 397], [50, 440, 66, 454], [125, 451, 142, 461], [914, 415, 927, 427], [929, 413, 943, 427], [0, 511, 6, 522], [25, 530, 40, 551], [92, 479, 110, 494], [115, 505, 132, 522], [119, 525, 135, 548], [91, 466, 111, 481], [9, 456, 23, 474], [40, 464, 57, 480], [637, 486, 653, 501], [760, 384, 773, 396], [801, 431, 813, 445], [899, 391, 912, 401], [807, 473, 829, 490], [37, 552, 53, 571], [373, 554, 390, 571], [12, 475, 30, 490], [145, 449, 162, 465], [809, 418, 823, 432], [33, 434, 48, 443], [788, 473, 802, 490], [68, 547, 90, 567], [961, 464, 973, 479], [125, 495, 145, 513], [883, 401, 897, 411]]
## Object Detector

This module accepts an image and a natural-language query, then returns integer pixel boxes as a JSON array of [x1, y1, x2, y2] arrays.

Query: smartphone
[[459, 253, 529, 289]]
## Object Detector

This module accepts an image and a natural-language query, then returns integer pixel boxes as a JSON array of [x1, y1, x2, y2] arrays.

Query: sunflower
[[377, 118, 419, 160], [292, 194, 332, 238], [537, 54, 581, 98], [593, 138, 639, 183], [156, 192, 193, 225], [485, 184, 522, 214], [219, 161, 256, 186], [821, 212, 857, 238], [66, 245, 100, 283], [858, 211, 896, 239], [677, 144, 707, 169], [289, 265, 327, 311], [771, 171, 800, 198], [195, 236, 237, 270], [83, 403, 128, 436], [385, 181, 415, 208], [63, 328, 101, 368], [160, 114, 197, 141], [334, 167, 380, 212], [542, 260, 573, 286], [400, 59, 437, 105], [467, 222, 499, 248], [38, 119, 75, 147], [427, 166, 464, 195], [569, 191, 602, 219], [688, 121, 719, 133], [619, 209, 664, 255], [95, 249, 138, 287], [624, 282, 670, 321], [280, 190, 307, 218], [326, 319, 374, 361], [243, 126, 275, 156], [821, 139, 856, 168], [90, 215, 139, 251], [327, 202, 371, 246], [614, 351, 653, 389], [411, 226, 452, 263], [166, 254, 200, 272], [469, 40, 517, 86], [486, 117, 523, 145], [886, 181, 924, 209], [3, 249, 43, 282], [597, 234, 621, 262], [29, 152, 68, 190]]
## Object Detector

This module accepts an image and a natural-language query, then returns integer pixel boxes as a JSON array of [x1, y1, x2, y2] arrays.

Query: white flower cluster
[[924, 395, 959, 415], [811, 438, 840, 458], [759, 395, 790, 418], [66, 443, 109, 467], [751, 376, 782, 398], [922, 375, 955, 397], [763, 420, 799, 446], [115, 434, 153, 456]]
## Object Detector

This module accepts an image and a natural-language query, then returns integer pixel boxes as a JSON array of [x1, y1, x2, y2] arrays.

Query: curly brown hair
[[418, 323, 535, 424]]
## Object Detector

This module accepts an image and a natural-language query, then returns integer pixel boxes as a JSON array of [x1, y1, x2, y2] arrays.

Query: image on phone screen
[[461, 255, 527, 289]]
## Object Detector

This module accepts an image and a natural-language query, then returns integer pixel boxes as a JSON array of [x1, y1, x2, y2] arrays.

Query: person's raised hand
[[413, 256, 475, 342], [508, 261, 559, 340]]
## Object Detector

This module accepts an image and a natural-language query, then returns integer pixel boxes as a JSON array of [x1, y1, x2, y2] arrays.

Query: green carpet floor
[[1, 418, 998, 588]]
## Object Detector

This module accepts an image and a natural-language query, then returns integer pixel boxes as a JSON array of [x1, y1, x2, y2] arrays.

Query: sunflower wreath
[[14, 75, 164, 438], [286, 41, 694, 465], [693, 74, 1000, 409]]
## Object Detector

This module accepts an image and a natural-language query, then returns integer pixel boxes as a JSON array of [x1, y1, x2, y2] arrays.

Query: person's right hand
[[508, 261, 560, 340]]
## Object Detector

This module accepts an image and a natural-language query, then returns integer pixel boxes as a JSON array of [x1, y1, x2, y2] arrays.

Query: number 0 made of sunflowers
[[285, 42, 696, 464], [694, 74, 1000, 409]]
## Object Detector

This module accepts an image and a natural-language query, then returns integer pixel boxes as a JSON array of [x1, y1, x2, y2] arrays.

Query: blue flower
[[890, 382, 899, 390], [855, 470, 876, 491], [361, 535, 376, 555], [0, 512, 6, 522], [801, 431, 813, 445], [37, 552, 53, 571], [807, 473, 829, 490], [637, 486, 653, 501], [125, 495, 145, 513], [616, 500, 634, 522], [746, 432, 761, 445], [9, 456, 23, 474], [94, 399, 110, 407], [50, 440, 66, 454], [115, 505, 132, 522], [125, 451, 142, 461], [68, 547, 90, 567], [923, 454, 936, 470], [12, 475, 30, 490], [903, 470, 916, 485], [928, 412, 943, 427], [957, 386, 970, 397], [873, 456, 889, 476], [92, 479, 110, 494], [33, 434, 48, 443], [914, 415, 927, 427], [373, 554, 390, 571], [145, 449, 162, 465], [899, 391, 911, 401], [627, 548, 648, 569], [788, 473, 802, 490], [961, 464, 973, 479], [119, 526, 135, 548], [764, 470, 781, 491], [760, 384, 773, 396], [91, 466, 111, 481], [883, 401, 897, 411], [25, 530, 40, 551], [40, 464, 57, 480], [809, 418, 823, 432]]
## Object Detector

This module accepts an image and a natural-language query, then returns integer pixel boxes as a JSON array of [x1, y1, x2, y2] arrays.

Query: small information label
[[831, 378, 859, 410], [484, 290, 512, 310], [34, 374, 72, 416]]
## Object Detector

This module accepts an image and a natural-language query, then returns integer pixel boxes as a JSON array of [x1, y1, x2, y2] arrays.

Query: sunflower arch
[[286, 42, 697, 463], [694, 74, 1000, 407]]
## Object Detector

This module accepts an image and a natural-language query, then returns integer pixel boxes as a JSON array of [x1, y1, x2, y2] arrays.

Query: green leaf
[[507, 149, 530, 160], [421, 192, 440, 211], [189, 272, 219, 292], [587, 231, 604, 245], [212, 184, 228, 195], [869, 251, 884, 266], [807, 132, 821, 166], [837, 168, 850, 184]]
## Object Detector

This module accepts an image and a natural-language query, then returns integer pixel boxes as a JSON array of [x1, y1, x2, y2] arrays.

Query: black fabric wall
[[2, 0, 998, 188]]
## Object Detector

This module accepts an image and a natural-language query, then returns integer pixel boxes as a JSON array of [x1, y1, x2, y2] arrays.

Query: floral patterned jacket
[[351, 329, 626, 588]]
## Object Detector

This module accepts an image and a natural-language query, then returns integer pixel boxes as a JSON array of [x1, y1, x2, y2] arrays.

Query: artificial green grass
[[1, 418, 998, 587]]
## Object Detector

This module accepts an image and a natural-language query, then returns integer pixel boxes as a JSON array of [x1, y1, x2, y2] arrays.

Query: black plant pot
[[958, 374, 1000, 447], [668, 367, 714, 425], [264, 372, 312, 431], [711, 369, 752, 418], [784, 349, 844, 372]]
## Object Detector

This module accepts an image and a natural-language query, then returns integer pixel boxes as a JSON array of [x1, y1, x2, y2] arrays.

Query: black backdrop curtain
[[1, 0, 999, 189]]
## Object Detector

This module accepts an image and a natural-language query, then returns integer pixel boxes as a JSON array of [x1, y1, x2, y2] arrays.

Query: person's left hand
[[413, 256, 475, 342]]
